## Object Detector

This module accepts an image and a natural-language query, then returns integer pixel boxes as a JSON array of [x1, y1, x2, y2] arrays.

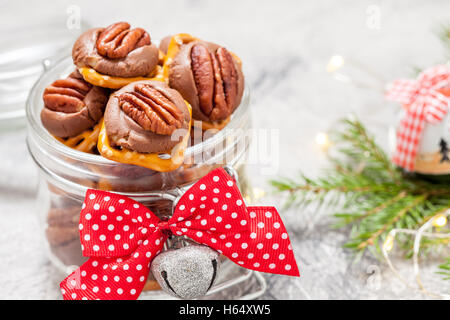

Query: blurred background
[[0, 0, 449, 299]]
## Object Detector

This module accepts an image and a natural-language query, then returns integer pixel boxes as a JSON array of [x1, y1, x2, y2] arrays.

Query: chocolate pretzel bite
[[73, 22, 161, 89], [168, 40, 244, 130], [41, 70, 109, 153], [98, 80, 191, 172]]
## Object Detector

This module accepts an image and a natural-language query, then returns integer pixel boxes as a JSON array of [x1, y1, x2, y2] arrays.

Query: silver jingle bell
[[151, 244, 220, 299]]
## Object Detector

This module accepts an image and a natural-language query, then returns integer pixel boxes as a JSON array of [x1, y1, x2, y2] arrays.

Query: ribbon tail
[[244, 206, 299, 276], [61, 231, 167, 300], [423, 90, 449, 124], [385, 79, 418, 105], [185, 205, 300, 277]]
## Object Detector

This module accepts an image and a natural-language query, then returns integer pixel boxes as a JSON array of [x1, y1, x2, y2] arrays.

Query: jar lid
[[0, 18, 89, 128]]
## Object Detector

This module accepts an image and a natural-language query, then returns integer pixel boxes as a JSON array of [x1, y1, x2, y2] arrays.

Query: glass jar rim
[[26, 55, 250, 166]]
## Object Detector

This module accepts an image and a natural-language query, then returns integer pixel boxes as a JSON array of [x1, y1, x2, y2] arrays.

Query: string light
[[252, 188, 266, 200], [383, 233, 395, 252], [315, 132, 331, 151], [245, 188, 266, 205], [326, 54, 386, 91], [327, 55, 345, 73], [432, 214, 447, 228], [381, 210, 450, 299]]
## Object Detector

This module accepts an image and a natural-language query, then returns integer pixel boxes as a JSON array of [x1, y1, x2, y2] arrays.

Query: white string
[[381, 210, 450, 299]]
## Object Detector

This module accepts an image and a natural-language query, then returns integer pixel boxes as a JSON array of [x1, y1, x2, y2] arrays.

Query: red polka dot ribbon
[[385, 65, 450, 171], [60, 168, 299, 300]]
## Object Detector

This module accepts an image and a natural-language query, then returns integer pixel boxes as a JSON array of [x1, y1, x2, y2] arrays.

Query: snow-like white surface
[[0, 0, 449, 299]]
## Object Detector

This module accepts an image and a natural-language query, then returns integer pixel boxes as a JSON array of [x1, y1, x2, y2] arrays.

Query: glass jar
[[26, 56, 255, 298]]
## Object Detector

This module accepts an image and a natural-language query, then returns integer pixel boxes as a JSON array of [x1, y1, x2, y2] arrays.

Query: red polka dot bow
[[385, 65, 450, 171], [60, 168, 299, 300]]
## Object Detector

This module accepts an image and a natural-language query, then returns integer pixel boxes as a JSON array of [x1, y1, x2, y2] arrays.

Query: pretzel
[[78, 65, 165, 89], [55, 121, 102, 154]]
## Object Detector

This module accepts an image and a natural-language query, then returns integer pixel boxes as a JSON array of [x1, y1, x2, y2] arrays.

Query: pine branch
[[437, 258, 450, 280], [357, 194, 428, 250]]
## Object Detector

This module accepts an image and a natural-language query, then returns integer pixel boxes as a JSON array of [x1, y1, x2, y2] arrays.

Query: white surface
[[0, 0, 449, 299]]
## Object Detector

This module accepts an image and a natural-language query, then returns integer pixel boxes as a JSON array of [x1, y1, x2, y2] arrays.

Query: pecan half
[[43, 74, 92, 113], [191, 44, 238, 120], [96, 22, 151, 59], [118, 84, 183, 135]]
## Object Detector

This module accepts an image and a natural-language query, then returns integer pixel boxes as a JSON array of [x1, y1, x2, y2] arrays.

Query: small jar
[[389, 90, 450, 182], [26, 56, 253, 297], [413, 110, 450, 182]]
